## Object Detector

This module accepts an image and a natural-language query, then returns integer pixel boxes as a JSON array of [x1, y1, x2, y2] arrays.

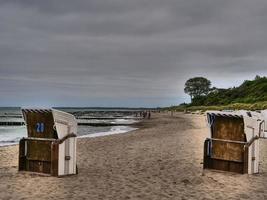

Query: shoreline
[[0, 119, 144, 147], [1, 113, 267, 199]]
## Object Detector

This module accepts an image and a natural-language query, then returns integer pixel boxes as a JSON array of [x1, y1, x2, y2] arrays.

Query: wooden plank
[[243, 146, 249, 174], [212, 141, 244, 162], [28, 160, 51, 174], [18, 139, 26, 171], [229, 161, 244, 173], [25, 137, 56, 142], [203, 139, 209, 169], [213, 116, 245, 141], [57, 133, 76, 144], [43, 161, 51, 174], [44, 112, 56, 139], [51, 143, 59, 176], [26, 112, 33, 138], [212, 159, 229, 171], [206, 158, 244, 173], [26, 140, 52, 161], [208, 138, 246, 144], [0, 121, 24, 126]]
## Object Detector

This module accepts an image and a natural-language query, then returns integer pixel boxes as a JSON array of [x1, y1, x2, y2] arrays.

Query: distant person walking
[[143, 111, 147, 119], [148, 111, 151, 119]]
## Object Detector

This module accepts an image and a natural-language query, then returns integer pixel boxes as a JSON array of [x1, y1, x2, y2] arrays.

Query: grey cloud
[[0, 0, 267, 107]]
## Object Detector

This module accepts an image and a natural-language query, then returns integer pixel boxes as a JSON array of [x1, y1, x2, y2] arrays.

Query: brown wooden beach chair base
[[19, 135, 78, 177], [203, 139, 249, 174]]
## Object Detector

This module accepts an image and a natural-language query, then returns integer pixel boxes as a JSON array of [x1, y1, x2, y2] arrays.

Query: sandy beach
[[1, 113, 267, 200]]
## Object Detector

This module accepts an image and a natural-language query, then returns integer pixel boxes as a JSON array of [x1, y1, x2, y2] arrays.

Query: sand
[[1, 113, 267, 200]]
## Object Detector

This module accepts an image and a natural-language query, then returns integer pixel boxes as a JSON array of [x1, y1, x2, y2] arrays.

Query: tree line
[[184, 75, 267, 106]]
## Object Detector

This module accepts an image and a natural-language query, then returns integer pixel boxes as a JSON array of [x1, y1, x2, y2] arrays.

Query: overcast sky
[[1, 0, 267, 107]]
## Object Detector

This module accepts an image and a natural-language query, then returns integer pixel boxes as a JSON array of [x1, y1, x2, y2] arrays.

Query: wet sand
[[1, 113, 267, 200]]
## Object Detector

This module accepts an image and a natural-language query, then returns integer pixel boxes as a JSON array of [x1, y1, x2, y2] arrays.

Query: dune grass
[[166, 101, 267, 112]]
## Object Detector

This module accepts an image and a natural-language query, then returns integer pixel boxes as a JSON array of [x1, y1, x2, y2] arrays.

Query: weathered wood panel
[[207, 159, 244, 173], [28, 160, 51, 174], [213, 116, 245, 141], [26, 140, 52, 161], [243, 146, 249, 174], [211, 116, 246, 161], [18, 139, 26, 171], [18, 139, 57, 175], [211, 141, 244, 162], [203, 139, 210, 169], [51, 142, 59, 176], [203, 139, 246, 174], [24, 112, 55, 139]]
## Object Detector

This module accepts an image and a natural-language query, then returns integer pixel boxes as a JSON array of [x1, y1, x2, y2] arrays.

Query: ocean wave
[[0, 126, 137, 147], [78, 126, 138, 138], [0, 137, 21, 146]]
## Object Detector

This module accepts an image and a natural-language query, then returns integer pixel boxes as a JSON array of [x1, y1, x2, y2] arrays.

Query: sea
[[0, 107, 144, 147]]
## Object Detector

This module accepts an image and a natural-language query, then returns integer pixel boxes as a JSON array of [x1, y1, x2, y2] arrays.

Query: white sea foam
[[112, 119, 138, 124], [78, 126, 138, 138], [0, 126, 27, 146], [0, 125, 138, 146]]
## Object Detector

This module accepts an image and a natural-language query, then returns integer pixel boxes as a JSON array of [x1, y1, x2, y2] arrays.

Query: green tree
[[255, 75, 261, 80], [184, 77, 211, 101]]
